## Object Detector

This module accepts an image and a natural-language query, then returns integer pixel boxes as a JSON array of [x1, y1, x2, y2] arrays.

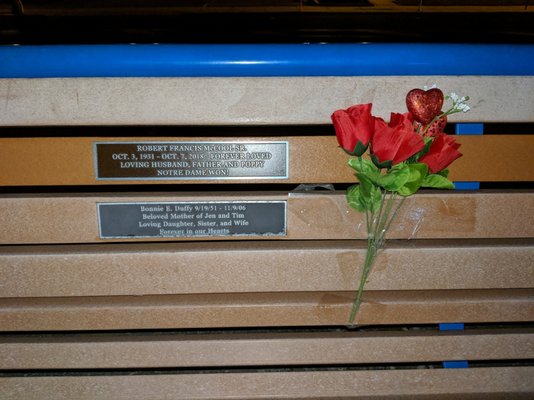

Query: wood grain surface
[[0, 135, 532, 185]]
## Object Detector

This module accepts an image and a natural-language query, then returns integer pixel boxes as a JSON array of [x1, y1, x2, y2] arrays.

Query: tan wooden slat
[[1, 77, 533, 126], [0, 191, 532, 244], [1, 367, 532, 399], [1, 240, 532, 298], [0, 135, 532, 186], [1, 329, 532, 370], [1, 290, 531, 331]]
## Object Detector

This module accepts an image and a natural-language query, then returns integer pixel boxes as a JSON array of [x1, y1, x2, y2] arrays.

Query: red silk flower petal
[[419, 133, 462, 173], [392, 129, 426, 164], [371, 120, 425, 166], [331, 103, 374, 156]]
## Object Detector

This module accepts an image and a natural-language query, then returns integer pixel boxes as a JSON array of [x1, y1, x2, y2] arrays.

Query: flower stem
[[376, 191, 396, 247], [358, 156, 372, 232], [348, 238, 376, 324], [383, 196, 407, 235], [348, 191, 406, 325], [372, 188, 386, 239]]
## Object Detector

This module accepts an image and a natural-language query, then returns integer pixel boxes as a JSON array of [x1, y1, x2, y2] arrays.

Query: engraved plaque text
[[95, 141, 288, 180], [98, 201, 287, 239]]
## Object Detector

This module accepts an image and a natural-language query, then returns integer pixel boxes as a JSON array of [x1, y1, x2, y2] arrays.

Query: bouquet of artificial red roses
[[331, 87, 470, 324]]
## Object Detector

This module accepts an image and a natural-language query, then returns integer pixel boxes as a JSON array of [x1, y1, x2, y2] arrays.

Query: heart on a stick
[[406, 88, 444, 125], [425, 115, 447, 137]]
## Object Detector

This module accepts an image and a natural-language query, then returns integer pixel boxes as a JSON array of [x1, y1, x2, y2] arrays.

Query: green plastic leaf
[[422, 173, 455, 189], [370, 190, 382, 213], [398, 163, 428, 196], [357, 174, 382, 213], [348, 157, 377, 174], [346, 184, 366, 212], [376, 163, 410, 191], [361, 158, 379, 174], [347, 158, 359, 171], [357, 174, 372, 195]]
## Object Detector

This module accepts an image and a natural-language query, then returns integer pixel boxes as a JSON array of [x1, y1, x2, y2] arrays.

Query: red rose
[[389, 111, 414, 130], [371, 112, 425, 168], [331, 103, 374, 156], [419, 133, 462, 173]]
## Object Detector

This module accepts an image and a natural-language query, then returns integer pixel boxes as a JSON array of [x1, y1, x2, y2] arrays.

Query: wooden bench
[[0, 44, 533, 399]]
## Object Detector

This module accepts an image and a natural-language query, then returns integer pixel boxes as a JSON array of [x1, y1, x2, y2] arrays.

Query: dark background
[[0, 0, 533, 44]]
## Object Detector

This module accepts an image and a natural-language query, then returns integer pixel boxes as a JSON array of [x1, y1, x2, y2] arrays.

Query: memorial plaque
[[97, 201, 287, 239], [95, 141, 288, 180]]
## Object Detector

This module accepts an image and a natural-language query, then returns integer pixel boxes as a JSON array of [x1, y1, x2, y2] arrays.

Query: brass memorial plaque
[[95, 141, 288, 180], [98, 201, 287, 239]]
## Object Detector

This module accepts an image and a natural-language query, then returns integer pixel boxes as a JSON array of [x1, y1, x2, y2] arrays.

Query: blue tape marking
[[443, 360, 469, 369], [455, 123, 484, 135], [440, 325, 468, 369], [1, 44, 534, 78], [454, 182, 480, 190], [454, 124, 483, 190], [439, 323, 465, 331]]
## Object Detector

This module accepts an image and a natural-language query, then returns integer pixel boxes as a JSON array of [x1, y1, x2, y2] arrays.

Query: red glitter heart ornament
[[406, 88, 444, 125], [425, 115, 447, 137]]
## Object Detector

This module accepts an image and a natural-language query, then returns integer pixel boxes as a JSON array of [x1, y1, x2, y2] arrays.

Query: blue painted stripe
[[439, 323, 465, 331], [454, 182, 480, 190], [455, 123, 484, 135], [454, 124, 483, 190], [443, 360, 469, 369], [1, 44, 534, 78]]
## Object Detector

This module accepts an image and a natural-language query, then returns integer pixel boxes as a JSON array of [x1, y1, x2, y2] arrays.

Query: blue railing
[[1, 44, 533, 78]]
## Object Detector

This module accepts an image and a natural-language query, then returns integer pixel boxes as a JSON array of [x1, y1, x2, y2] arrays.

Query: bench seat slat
[[1, 367, 532, 399], [0, 135, 533, 186], [1, 329, 532, 370], [1, 241, 532, 297], [1, 191, 532, 244], [1, 289, 532, 330], [1, 76, 533, 126]]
